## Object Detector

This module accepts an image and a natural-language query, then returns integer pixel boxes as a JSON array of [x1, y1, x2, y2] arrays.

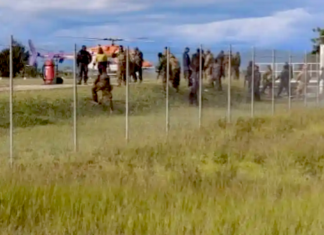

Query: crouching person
[[92, 72, 114, 113]]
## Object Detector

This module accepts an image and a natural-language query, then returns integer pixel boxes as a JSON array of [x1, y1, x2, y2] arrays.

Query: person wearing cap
[[115, 45, 126, 86], [76, 45, 92, 85]]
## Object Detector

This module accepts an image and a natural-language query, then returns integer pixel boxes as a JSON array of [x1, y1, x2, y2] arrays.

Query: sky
[[0, 0, 323, 66]]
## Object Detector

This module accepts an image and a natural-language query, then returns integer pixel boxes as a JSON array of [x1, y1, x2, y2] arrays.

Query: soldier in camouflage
[[232, 52, 241, 80], [170, 54, 181, 92], [247, 64, 261, 101], [156, 52, 171, 91], [261, 65, 273, 96], [92, 72, 114, 113], [210, 58, 222, 91], [204, 50, 214, 81], [116, 45, 126, 86]]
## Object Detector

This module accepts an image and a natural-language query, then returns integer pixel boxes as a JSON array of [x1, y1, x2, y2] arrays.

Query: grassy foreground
[[0, 79, 323, 234]]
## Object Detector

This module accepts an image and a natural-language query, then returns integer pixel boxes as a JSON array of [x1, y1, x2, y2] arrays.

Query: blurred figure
[[115, 45, 126, 86], [183, 47, 191, 86], [246, 64, 261, 101], [76, 45, 92, 85], [189, 49, 204, 105], [93, 46, 108, 76], [204, 49, 214, 81], [244, 61, 253, 88], [261, 65, 273, 96], [295, 64, 311, 99], [216, 50, 225, 78], [232, 52, 241, 79], [276, 63, 290, 97], [133, 47, 144, 83], [170, 54, 181, 92], [92, 72, 114, 113], [210, 58, 222, 91], [156, 52, 171, 91]]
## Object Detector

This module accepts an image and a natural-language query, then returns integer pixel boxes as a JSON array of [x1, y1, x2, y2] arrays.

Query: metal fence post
[[251, 46, 255, 117], [288, 51, 292, 110], [227, 44, 231, 123], [166, 47, 169, 134], [271, 49, 275, 115], [304, 50, 307, 106], [316, 53, 320, 105], [199, 45, 202, 128], [73, 44, 78, 152], [126, 47, 129, 142], [9, 35, 13, 166]]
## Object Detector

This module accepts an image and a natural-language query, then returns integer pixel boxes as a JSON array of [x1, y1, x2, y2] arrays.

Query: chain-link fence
[[0, 35, 323, 165]]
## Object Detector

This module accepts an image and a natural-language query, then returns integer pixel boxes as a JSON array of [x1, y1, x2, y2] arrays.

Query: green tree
[[311, 27, 324, 54], [0, 40, 29, 77]]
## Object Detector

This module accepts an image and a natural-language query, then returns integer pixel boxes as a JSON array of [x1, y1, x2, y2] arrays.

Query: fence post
[[288, 51, 292, 110], [166, 47, 169, 134], [9, 35, 13, 167], [251, 46, 255, 117], [227, 44, 231, 123], [199, 45, 202, 128], [126, 46, 129, 142], [316, 53, 320, 105], [73, 44, 78, 152], [271, 49, 275, 115], [304, 50, 307, 106]]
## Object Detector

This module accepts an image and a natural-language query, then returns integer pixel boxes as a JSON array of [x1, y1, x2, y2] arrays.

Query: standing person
[[295, 64, 311, 99], [210, 58, 222, 91], [183, 47, 191, 86], [276, 63, 290, 97], [156, 52, 169, 91], [170, 54, 181, 92], [189, 49, 204, 105], [246, 64, 261, 101], [216, 50, 225, 79], [261, 65, 273, 96], [77, 45, 92, 85], [115, 45, 126, 86], [91, 72, 114, 113], [204, 49, 214, 81], [93, 46, 108, 76], [232, 52, 241, 79], [133, 47, 144, 83]]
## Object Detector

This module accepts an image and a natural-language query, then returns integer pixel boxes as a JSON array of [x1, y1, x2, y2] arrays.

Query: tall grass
[[0, 81, 323, 234]]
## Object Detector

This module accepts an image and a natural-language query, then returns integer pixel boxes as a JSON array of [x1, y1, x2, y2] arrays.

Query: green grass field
[[0, 77, 323, 234]]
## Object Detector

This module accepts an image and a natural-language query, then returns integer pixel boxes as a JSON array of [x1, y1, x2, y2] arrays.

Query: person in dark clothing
[[77, 45, 92, 85], [183, 47, 191, 86], [133, 47, 144, 83], [189, 49, 204, 105], [276, 63, 290, 97]]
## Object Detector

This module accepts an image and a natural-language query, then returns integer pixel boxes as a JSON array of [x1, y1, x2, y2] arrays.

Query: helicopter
[[57, 36, 154, 77]]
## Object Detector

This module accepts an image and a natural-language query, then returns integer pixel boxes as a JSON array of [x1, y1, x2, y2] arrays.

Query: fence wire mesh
[[0, 36, 324, 163]]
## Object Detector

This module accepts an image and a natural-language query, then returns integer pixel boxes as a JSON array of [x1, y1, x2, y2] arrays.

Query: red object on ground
[[44, 60, 55, 84]]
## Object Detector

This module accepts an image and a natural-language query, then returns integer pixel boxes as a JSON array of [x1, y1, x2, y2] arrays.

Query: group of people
[[245, 61, 319, 101], [155, 47, 241, 105], [75, 45, 145, 112], [75, 44, 322, 111]]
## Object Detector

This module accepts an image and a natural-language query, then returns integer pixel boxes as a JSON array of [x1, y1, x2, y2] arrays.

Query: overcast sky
[[0, 0, 322, 64]]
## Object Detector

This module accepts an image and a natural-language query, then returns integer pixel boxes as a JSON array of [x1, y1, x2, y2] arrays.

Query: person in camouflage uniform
[[170, 54, 181, 92], [156, 52, 171, 91], [210, 58, 222, 91], [115, 45, 126, 86], [261, 65, 273, 96], [295, 64, 311, 99], [276, 63, 290, 97], [133, 47, 144, 83], [246, 64, 261, 101], [204, 50, 214, 81], [182, 47, 191, 86], [92, 72, 114, 113]]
